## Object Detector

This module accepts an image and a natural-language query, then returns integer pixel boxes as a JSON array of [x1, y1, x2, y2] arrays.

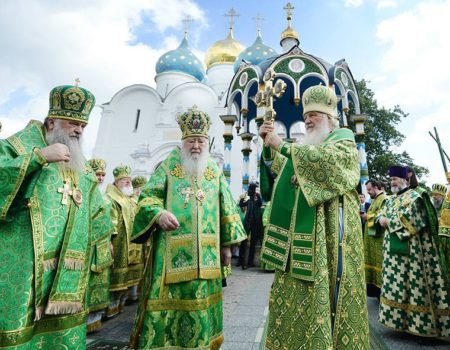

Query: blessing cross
[[254, 69, 287, 122], [181, 187, 194, 208], [74, 78, 80, 87], [58, 179, 73, 205]]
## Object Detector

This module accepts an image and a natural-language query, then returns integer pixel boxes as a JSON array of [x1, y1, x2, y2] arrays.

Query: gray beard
[[391, 184, 407, 194], [120, 185, 134, 197], [46, 121, 85, 172], [432, 197, 443, 210], [303, 119, 332, 145], [181, 146, 209, 177]]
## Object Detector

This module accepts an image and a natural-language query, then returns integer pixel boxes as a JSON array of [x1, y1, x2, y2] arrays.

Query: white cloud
[[376, 0, 399, 9], [0, 0, 207, 156], [344, 0, 364, 7], [372, 0, 450, 184]]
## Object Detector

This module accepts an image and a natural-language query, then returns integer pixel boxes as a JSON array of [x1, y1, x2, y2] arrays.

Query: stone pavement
[[87, 265, 450, 349]]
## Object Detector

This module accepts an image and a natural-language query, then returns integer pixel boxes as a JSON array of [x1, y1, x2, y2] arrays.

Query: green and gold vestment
[[377, 188, 450, 338], [260, 128, 370, 350], [106, 184, 143, 292], [439, 192, 450, 281], [363, 192, 387, 289], [0, 121, 113, 349], [130, 148, 246, 350], [86, 193, 114, 332]]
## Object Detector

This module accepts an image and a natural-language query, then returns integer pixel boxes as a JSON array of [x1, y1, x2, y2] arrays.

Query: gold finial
[[182, 15, 194, 37], [74, 78, 80, 87], [252, 13, 265, 36], [225, 8, 239, 32], [280, 2, 299, 43]]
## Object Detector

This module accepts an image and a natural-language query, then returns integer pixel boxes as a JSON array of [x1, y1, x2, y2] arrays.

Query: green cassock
[[129, 147, 246, 350], [363, 192, 387, 289], [260, 128, 370, 350], [0, 121, 113, 349], [377, 188, 450, 338]]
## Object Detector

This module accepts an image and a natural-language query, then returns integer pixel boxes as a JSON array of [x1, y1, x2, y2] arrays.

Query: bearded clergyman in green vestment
[[129, 106, 246, 350], [363, 178, 387, 299], [377, 165, 450, 339], [0, 85, 113, 349], [106, 165, 143, 317], [258, 85, 370, 349]]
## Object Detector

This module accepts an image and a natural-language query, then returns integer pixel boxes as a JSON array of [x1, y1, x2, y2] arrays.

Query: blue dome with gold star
[[233, 33, 278, 73], [156, 35, 205, 81]]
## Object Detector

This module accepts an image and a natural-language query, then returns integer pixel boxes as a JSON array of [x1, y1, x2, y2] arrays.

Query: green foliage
[[348, 79, 429, 184]]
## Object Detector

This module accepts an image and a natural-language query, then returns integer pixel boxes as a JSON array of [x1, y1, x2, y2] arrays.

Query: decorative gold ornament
[[204, 167, 216, 181], [171, 164, 185, 179]]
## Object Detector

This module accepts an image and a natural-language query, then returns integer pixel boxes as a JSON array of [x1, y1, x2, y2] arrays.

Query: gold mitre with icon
[[132, 175, 147, 189], [47, 84, 95, 123], [302, 84, 338, 119], [88, 159, 107, 175], [113, 165, 132, 180], [176, 105, 211, 139], [432, 183, 447, 197]]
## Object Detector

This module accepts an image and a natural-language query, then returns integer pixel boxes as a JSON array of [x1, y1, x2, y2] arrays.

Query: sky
[[1, 0, 449, 186]]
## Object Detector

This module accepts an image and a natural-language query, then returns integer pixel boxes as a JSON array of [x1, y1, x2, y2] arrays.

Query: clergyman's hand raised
[[40, 143, 70, 163]]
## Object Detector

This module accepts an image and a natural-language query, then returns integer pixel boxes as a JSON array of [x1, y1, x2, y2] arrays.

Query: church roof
[[204, 29, 245, 70], [155, 35, 205, 81], [233, 32, 278, 73]]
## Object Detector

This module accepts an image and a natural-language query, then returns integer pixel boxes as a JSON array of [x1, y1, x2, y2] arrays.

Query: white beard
[[46, 120, 85, 172], [303, 118, 332, 145], [181, 145, 209, 177], [120, 185, 134, 197]]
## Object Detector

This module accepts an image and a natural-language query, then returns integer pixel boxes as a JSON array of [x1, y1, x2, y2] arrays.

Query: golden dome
[[204, 29, 245, 70], [281, 25, 299, 41]]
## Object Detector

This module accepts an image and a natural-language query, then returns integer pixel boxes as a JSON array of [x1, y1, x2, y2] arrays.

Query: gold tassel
[[64, 258, 85, 270], [45, 301, 83, 315], [43, 258, 58, 272]]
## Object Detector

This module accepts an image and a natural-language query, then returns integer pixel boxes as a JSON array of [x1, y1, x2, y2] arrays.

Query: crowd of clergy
[[0, 83, 449, 350]]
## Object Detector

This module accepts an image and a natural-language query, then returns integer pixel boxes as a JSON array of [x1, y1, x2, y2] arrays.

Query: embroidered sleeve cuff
[[32, 147, 48, 166], [277, 141, 291, 159]]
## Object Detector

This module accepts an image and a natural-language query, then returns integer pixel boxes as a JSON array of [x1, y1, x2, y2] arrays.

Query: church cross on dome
[[283, 2, 295, 21], [252, 13, 265, 35], [224, 8, 239, 31], [182, 15, 194, 37]]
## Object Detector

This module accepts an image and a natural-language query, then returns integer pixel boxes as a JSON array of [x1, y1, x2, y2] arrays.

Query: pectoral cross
[[254, 68, 287, 122], [181, 187, 194, 208], [58, 179, 73, 205]]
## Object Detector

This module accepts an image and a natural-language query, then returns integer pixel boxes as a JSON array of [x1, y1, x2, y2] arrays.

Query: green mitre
[[177, 105, 211, 139], [302, 84, 337, 118], [47, 85, 95, 123], [132, 176, 147, 189], [432, 183, 447, 196], [113, 165, 132, 180], [88, 159, 107, 175]]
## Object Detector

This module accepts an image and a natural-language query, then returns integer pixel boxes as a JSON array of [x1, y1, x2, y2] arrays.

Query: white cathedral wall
[[206, 64, 237, 99], [92, 84, 163, 186], [155, 71, 198, 98]]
